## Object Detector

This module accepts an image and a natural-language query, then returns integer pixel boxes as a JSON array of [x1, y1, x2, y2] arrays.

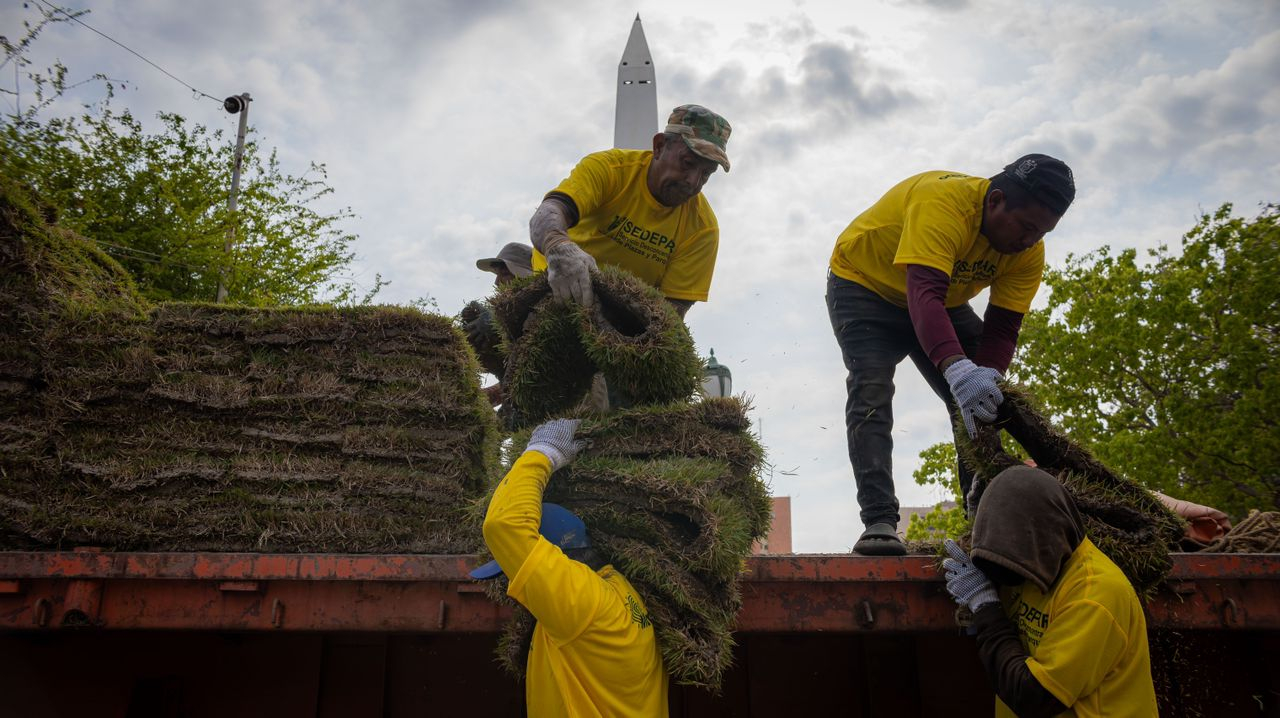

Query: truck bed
[[2, 551, 1277, 716]]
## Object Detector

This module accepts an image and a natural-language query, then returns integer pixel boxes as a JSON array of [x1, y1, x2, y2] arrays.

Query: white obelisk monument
[[613, 15, 658, 150]]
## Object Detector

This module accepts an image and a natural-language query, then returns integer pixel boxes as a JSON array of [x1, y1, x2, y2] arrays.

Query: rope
[[1202, 510, 1280, 553]]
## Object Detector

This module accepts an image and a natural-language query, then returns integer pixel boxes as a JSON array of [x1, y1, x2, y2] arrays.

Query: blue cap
[[470, 503, 591, 580]]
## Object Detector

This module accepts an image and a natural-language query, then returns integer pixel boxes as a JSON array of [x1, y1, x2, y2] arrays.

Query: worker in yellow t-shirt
[[826, 154, 1076, 555], [471, 418, 668, 717], [528, 104, 731, 320], [942, 466, 1158, 717]]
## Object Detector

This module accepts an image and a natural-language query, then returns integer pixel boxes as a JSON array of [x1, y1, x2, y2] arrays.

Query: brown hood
[[970, 465, 1085, 593]]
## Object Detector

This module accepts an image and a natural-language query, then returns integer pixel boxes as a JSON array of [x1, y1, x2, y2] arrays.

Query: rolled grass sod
[[961, 384, 1185, 596], [489, 267, 703, 427], [477, 398, 771, 690]]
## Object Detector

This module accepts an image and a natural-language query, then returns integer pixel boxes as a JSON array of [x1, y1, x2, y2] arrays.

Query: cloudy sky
[[4, 0, 1277, 551]]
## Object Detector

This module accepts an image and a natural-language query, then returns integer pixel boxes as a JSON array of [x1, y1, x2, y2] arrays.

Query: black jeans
[[825, 273, 983, 528]]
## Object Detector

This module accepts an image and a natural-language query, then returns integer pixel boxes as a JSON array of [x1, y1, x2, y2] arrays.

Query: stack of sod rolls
[[481, 398, 771, 690], [0, 170, 151, 547], [0, 172, 498, 553], [487, 267, 703, 428], [962, 385, 1185, 596]]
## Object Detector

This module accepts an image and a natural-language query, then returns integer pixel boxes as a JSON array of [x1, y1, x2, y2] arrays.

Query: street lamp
[[701, 348, 732, 398]]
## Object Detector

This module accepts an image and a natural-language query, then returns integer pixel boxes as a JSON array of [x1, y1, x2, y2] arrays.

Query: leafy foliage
[[2, 9, 371, 305], [904, 441, 968, 541], [1010, 204, 1279, 516], [3, 109, 365, 305]]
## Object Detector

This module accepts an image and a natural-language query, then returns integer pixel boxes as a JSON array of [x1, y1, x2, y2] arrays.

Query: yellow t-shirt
[[995, 538, 1158, 718], [509, 537, 668, 717], [532, 148, 719, 302], [829, 171, 1044, 313]]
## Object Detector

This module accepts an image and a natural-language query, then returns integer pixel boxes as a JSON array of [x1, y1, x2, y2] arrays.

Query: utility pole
[[216, 92, 252, 304]]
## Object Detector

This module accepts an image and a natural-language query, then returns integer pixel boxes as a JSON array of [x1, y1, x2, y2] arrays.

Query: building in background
[[753, 496, 792, 555], [613, 15, 657, 149], [897, 501, 958, 536]]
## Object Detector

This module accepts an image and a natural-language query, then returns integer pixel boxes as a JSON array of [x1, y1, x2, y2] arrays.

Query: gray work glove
[[943, 358, 1003, 438], [526, 418, 587, 472], [942, 539, 1000, 612], [545, 240, 597, 308]]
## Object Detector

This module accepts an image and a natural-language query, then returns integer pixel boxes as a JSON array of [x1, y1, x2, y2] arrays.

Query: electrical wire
[[31, 0, 223, 105], [94, 239, 215, 273]]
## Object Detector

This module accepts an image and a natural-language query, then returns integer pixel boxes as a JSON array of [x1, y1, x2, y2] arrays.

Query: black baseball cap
[[1002, 154, 1076, 215]]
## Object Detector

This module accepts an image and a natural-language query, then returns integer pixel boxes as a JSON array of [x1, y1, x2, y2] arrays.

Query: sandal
[[854, 522, 906, 556]]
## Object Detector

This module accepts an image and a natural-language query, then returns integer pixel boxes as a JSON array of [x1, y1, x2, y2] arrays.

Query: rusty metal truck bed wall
[[0, 551, 1276, 632]]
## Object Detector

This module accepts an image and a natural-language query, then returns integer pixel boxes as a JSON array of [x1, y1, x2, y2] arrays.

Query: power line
[[31, 0, 223, 105], [94, 239, 215, 274]]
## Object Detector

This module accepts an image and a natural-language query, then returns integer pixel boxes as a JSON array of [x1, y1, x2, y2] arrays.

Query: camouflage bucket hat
[[666, 104, 732, 172]]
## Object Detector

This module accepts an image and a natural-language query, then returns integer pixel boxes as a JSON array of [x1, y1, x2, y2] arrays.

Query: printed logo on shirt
[[603, 214, 676, 264], [626, 594, 652, 629], [1012, 597, 1050, 648], [936, 173, 972, 181], [951, 258, 997, 285]]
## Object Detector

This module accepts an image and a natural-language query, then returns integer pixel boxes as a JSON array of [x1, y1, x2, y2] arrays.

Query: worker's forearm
[[481, 451, 554, 578], [972, 304, 1023, 374], [529, 195, 577, 254], [905, 265, 966, 368], [972, 604, 1068, 718]]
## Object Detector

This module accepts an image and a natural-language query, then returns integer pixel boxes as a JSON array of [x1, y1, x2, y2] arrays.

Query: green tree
[[904, 442, 969, 541], [2, 8, 371, 305], [1009, 204, 1279, 516]]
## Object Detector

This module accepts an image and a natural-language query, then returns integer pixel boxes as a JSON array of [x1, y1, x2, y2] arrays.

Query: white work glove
[[525, 418, 587, 472], [942, 539, 1000, 613], [544, 239, 597, 308], [943, 358, 1004, 438]]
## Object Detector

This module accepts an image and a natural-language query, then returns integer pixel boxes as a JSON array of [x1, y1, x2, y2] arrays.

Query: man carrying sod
[[826, 154, 1076, 555], [472, 419, 668, 717], [529, 104, 732, 320], [942, 466, 1158, 716]]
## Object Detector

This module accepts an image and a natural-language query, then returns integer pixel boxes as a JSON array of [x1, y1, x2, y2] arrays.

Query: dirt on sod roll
[[960, 384, 1185, 596], [476, 398, 771, 690], [1, 174, 499, 553], [488, 267, 703, 427]]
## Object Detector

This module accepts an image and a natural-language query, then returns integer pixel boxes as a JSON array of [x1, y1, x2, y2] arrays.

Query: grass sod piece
[[489, 268, 703, 428], [580, 267, 702, 408], [598, 535, 743, 688], [959, 383, 1184, 596], [150, 302, 460, 346], [499, 300, 597, 427], [546, 458, 766, 579], [475, 398, 770, 689], [1, 473, 479, 553], [53, 418, 490, 493]]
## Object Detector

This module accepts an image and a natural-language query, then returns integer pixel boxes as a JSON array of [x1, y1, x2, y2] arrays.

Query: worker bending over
[[529, 104, 732, 320], [942, 466, 1158, 717], [826, 154, 1076, 554], [472, 419, 668, 717]]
